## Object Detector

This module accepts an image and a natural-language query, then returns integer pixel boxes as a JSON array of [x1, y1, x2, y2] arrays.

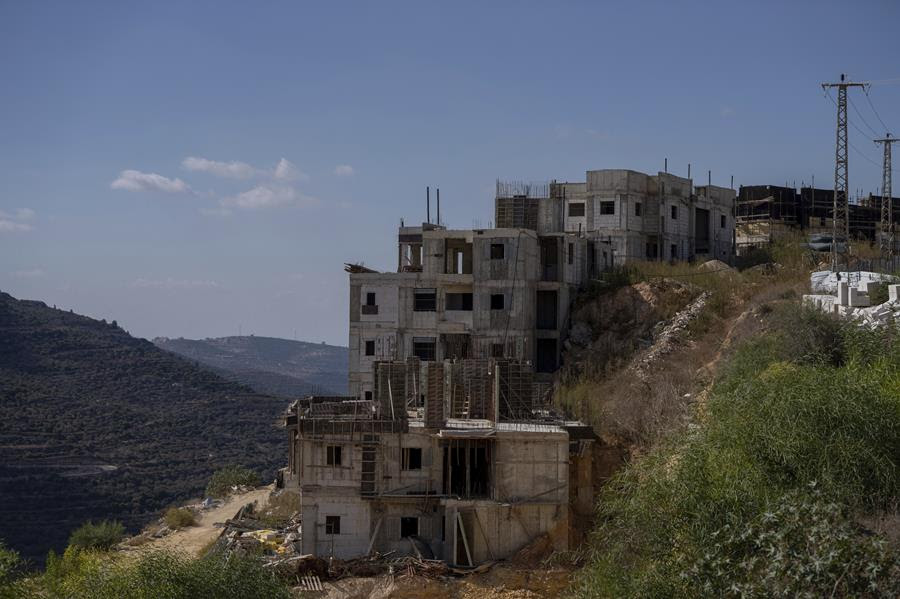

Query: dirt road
[[138, 486, 272, 557]]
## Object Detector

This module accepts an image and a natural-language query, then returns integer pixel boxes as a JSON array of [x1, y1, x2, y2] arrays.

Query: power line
[[863, 88, 892, 134], [825, 90, 874, 141], [825, 89, 897, 174], [848, 95, 880, 137]]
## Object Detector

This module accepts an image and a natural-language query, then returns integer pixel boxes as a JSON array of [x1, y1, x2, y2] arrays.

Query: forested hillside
[[154, 335, 347, 396], [0, 292, 286, 564]]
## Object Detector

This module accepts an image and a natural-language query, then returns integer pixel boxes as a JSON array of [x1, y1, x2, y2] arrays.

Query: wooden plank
[[366, 516, 383, 555], [457, 512, 473, 567]]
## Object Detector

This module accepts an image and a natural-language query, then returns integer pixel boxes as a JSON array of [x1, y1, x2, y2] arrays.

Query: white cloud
[[0, 220, 31, 232], [274, 158, 308, 181], [720, 106, 735, 117], [0, 208, 35, 233], [333, 164, 355, 177], [220, 184, 317, 210], [11, 268, 44, 278], [0, 209, 34, 233], [182, 156, 257, 179], [132, 277, 220, 289], [111, 170, 190, 193]]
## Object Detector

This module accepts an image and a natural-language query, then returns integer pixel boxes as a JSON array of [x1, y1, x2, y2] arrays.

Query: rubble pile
[[209, 498, 483, 592], [632, 290, 711, 381]]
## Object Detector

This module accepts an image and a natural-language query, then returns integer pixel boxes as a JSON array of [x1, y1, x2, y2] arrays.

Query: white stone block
[[858, 280, 878, 295], [889, 284, 900, 303], [837, 281, 850, 306], [849, 288, 871, 307]]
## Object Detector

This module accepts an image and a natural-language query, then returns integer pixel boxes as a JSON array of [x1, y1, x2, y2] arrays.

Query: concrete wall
[[348, 227, 579, 397], [295, 425, 572, 563]]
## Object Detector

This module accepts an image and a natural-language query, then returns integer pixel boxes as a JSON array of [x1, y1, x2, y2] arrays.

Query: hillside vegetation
[[154, 335, 348, 396], [0, 292, 286, 564], [562, 244, 900, 597]]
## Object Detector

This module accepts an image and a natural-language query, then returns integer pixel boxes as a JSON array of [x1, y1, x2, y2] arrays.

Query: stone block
[[858, 280, 878, 295], [889, 284, 900, 303], [848, 288, 871, 307], [837, 281, 849, 306]]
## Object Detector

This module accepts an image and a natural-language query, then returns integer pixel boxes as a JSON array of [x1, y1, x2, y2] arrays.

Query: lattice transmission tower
[[875, 134, 898, 257], [821, 74, 869, 272]]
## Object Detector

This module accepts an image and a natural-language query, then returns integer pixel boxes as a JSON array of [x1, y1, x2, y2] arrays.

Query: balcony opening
[[540, 237, 559, 281], [400, 517, 419, 538], [445, 239, 473, 274], [442, 333, 471, 360], [412, 337, 436, 361], [536, 338, 557, 373], [536, 290, 558, 330], [445, 292, 473, 311], [442, 439, 491, 498]]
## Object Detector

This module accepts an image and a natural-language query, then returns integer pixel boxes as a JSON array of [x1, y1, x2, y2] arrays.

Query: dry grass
[[557, 238, 814, 451], [256, 490, 300, 529]]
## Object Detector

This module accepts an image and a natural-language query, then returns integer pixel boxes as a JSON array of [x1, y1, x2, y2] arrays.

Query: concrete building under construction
[[345, 217, 601, 400], [281, 358, 596, 565], [496, 169, 736, 264], [735, 185, 900, 251]]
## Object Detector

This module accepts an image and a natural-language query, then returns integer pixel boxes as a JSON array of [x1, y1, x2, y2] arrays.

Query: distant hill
[[153, 336, 348, 397], [0, 292, 287, 564]]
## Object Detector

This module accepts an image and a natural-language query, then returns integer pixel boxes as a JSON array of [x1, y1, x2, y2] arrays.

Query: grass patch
[[31, 547, 290, 599]]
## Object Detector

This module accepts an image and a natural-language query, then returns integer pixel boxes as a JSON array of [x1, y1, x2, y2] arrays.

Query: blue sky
[[2, 1, 899, 345]]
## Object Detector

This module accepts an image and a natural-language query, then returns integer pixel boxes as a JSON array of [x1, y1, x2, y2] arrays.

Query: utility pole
[[821, 74, 869, 272], [875, 133, 898, 257]]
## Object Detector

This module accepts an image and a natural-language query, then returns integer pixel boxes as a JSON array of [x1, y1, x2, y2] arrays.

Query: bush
[[67, 520, 124, 551], [205, 465, 260, 498], [164, 507, 197, 530], [0, 541, 26, 599], [39, 548, 289, 599], [573, 306, 900, 597]]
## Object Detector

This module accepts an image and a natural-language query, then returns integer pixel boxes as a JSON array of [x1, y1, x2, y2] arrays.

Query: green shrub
[[39, 548, 289, 599], [67, 520, 125, 551], [573, 306, 900, 598], [0, 541, 27, 599], [205, 465, 260, 498], [164, 507, 197, 530], [686, 488, 900, 597]]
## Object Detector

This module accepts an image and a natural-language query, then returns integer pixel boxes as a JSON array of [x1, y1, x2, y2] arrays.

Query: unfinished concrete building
[[346, 218, 602, 399], [496, 170, 736, 264], [282, 359, 595, 565], [735, 185, 899, 252]]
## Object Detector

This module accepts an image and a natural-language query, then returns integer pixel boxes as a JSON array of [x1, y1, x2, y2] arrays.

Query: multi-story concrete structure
[[347, 222, 600, 399], [282, 358, 596, 565], [496, 170, 736, 264], [736, 185, 899, 252]]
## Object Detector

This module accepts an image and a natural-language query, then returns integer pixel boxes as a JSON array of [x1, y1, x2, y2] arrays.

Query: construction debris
[[206, 496, 499, 593], [804, 273, 900, 328]]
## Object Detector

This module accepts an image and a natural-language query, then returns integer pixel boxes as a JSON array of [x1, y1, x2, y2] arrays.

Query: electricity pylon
[[821, 74, 869, 272], [874, 134, 898, 257]]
